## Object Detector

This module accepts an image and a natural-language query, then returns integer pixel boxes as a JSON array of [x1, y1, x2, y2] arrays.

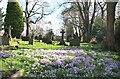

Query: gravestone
[[35, 35, 42, 42], [29, 34, 33, 45], [0, 33, 9, 45], [66, 35, 72, 42], [42, 31, 53, 44], [70, 38, 80, 46], [21, 36, 29, 41], [42, 38, 52, 44], [35, 36, 38, 40], [69, 33, 80, 46], [38, 35, 42, 41], [58, 29, 67, 45]]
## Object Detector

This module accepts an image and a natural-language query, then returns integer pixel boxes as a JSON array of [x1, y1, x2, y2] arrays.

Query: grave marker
[[58, 29, 67, 45], [0, 32, 9, 45], [69, 33, 80, 46]]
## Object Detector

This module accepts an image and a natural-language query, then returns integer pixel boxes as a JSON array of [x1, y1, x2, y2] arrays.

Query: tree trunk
[[107, 2, 117, 50], [89, 2, 96, 40], [25, 0, 29, 37], [101, 8, 104, 27], [84, 2, 90, 42], [26, 18, 29, 37]]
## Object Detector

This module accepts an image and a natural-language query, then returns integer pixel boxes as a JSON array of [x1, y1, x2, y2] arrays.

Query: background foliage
[[92, 16, 107, 42]]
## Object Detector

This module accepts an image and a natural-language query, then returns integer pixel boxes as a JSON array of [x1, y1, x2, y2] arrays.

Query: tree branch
[[28, 2, 37, 16], [77, 2, 85, 21], [30, 15, 43, 24], [70, 21, 84, 30], [90, 1, 96, 25], [29, 12, 42, 17]]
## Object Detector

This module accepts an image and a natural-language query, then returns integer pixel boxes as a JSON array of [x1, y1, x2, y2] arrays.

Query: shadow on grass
[[80, 43, 103, 51], [80, 43, 120, 60]]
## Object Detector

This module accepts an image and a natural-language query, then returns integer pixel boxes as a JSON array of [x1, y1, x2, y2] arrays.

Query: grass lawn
[[9, 39, 64, 50], [0, 39, 120, 78]]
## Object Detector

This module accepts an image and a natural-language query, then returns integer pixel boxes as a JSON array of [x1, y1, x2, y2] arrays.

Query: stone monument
[[58, 29, 67, 46], [69, 34, 80, 46]]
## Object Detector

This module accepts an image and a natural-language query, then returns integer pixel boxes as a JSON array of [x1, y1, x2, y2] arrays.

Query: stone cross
[[58, 29, 67, 46], [60, 29, 65, 40]]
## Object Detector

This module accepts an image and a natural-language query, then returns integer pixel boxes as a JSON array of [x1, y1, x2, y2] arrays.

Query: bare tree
[[61, 0, 98, 42], [25, 0, 42, 37], [23, 0, 53, 44], [62, 3, 85, 42], [76, 0, 97, 42], [24, 0, 52, 37]]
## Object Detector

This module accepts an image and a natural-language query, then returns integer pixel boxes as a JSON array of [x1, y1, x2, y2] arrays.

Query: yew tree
[[4, 0, 24, 38]]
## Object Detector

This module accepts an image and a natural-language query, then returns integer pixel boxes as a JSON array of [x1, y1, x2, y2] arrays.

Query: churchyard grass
[[10, 39, 64, 50], [0, 39, 120, 78]]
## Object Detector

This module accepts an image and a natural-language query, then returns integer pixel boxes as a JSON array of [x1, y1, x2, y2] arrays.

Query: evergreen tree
[[4, 0, 24, 38]]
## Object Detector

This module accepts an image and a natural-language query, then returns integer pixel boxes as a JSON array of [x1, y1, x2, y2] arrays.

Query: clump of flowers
[[4, 46, 120, 77]]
